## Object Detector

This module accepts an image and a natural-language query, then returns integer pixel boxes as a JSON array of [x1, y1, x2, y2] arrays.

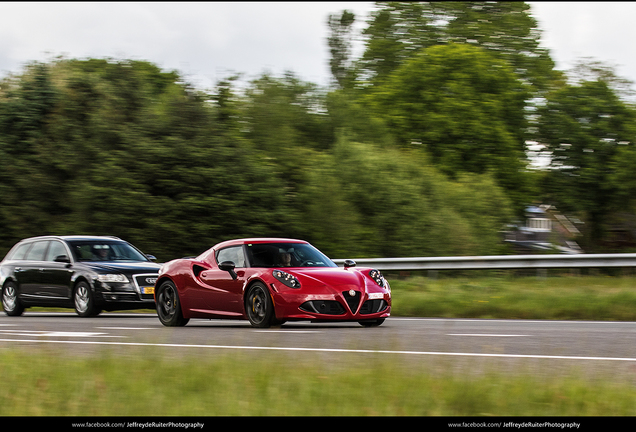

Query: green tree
[[535, 74, 636, 249], [239, 73, 338, 238], [366, 43, 531, 208], [440, 1, 558, 91], [327, 10, 357, 90], [0, 62, 63, 244], [358, 2, 558, 91], [1, 55, 525, 260], [359, 2, 441, 84], [293, 150, 365, 258], [0, 59, 291, 260], [321, 136, 514, 258], [324, 90, 395, 148], [242, 72, 333, 153]]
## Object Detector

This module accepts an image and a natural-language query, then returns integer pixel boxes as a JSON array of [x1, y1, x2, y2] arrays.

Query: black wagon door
[[17, 241, 49, 298], [40, 240, 74, 299]]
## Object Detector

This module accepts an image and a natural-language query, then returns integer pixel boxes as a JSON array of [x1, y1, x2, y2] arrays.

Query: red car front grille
[[300, 300, 345, 315], [299, 295, 387, 316], [342, 290, 361, 313], [359, 299, 388, 315]]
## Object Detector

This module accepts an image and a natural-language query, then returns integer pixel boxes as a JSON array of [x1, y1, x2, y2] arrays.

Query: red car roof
[[212, 238, 308, 249]]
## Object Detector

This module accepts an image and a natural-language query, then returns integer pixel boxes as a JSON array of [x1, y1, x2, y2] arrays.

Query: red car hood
[[288, 267, 368, 288]]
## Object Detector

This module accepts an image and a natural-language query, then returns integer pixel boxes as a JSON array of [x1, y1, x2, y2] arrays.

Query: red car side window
[[216, 246, 246, 268]]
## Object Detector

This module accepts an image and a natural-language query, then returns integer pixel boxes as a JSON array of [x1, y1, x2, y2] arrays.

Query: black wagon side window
[[45, 241, 68, 262], [6, 243, 33, 261], [24, 241, 49, 261]]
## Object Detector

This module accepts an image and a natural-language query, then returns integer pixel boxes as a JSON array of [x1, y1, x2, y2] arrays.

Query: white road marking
[[0, 330, 123, 338], [392, 317, 636, 325], [0, 337, 635, 362], [448, 334, 531, 337], [255, 330, 321, 334], [96, 327, 156, 330]]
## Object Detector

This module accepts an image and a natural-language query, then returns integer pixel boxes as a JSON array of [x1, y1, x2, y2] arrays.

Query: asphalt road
[[1, 312, 635, 376]]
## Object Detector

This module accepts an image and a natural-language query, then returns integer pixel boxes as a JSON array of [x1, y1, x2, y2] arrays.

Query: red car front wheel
[[156, 280, 189, 327], [245, 282, 277, 328]]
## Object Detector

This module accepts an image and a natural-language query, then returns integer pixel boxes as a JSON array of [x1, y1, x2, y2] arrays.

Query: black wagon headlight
[[368, 269, 386, 288], [273, 270, 301, 288], [97, 273, 129, 283]]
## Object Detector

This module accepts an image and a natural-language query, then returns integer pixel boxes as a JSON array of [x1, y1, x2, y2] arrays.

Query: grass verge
[[389, 275, 636, 321], [1, 349, 635, 416]]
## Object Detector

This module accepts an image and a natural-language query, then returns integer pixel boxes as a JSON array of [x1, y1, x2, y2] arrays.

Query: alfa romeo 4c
[[154, 238, 391, 327]]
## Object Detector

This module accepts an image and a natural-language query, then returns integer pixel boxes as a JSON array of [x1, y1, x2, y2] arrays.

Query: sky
[[1, 2, 636, 93]]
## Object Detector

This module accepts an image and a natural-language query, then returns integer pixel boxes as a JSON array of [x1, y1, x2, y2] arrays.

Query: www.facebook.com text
[[448, 422, 581, 429], [71, 422, 205, 429]]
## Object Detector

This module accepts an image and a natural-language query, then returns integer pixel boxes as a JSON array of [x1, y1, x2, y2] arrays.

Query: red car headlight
[[273, 270, 301, 288], [368, 269, 387, 288]]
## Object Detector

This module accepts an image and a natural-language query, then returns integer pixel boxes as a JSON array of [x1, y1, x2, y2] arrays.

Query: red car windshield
[[245, 243, 337, 268]]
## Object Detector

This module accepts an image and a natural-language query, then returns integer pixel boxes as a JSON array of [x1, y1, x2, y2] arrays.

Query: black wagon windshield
[[67, 240, 149, 262], [246, 243, 337, 268]]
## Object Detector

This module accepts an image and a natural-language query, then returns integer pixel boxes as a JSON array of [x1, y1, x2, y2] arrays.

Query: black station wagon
[[0, 235, 161, 317]]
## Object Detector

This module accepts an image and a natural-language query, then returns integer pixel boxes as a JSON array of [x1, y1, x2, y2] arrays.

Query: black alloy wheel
[[156, 280, 189, 327], [245, 282, 276, 328], [358, 318, 385, 327], [2, 281, 24, 316], [74, 281, 101, 317]]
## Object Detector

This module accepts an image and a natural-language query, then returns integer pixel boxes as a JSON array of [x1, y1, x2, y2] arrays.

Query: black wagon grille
[[133, 274, 158, 300]]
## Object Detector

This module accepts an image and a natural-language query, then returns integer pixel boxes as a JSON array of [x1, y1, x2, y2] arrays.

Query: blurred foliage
[[0, 57, 515, 261], [358, 2, 559, 91], [332, 2, 560, 212], [535, 63, 636, 251], [0, 59, 287, 260], [2, 2, 636, 260], [327, 9, 357, 90], [362, 43, 532, 209]]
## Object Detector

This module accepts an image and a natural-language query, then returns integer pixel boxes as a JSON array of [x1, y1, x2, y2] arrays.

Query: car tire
[[358, 318, 385, 327], [2, 281, 24, 316], [245, 282, 277, 328], [156, 280, 189, 327], [74, 281, 101, 317]]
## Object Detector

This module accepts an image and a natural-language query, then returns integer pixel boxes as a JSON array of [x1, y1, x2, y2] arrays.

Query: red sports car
[[154, 238, 391, 327]]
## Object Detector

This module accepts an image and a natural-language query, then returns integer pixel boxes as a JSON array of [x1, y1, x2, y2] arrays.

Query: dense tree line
[[327, 1, 636, 253], [1, 2, 636, 261]]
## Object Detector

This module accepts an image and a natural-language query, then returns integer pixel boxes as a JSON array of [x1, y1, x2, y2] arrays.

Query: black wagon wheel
[[245, 282, 277, 328], [74, 281, 101, 317], [156, 280, 189, 327], [2, 281, 24, 316]]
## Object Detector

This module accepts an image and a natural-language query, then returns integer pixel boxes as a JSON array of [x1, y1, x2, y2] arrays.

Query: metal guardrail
[[333, 254, 636, 271]]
